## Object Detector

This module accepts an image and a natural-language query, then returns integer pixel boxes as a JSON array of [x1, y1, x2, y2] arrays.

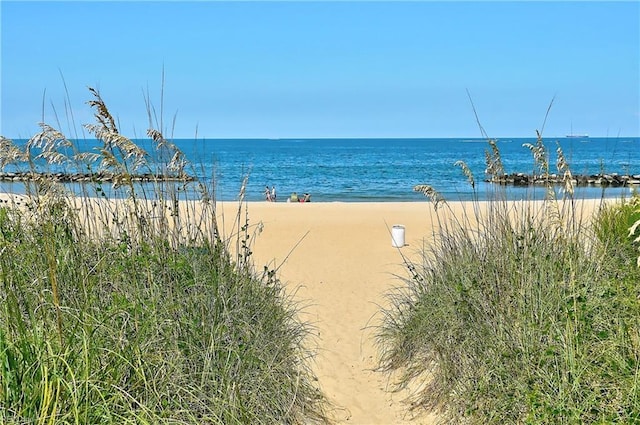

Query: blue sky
[[1, 1, 639, 139]]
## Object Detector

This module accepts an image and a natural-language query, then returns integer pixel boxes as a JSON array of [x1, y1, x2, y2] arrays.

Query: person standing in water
[[264, 186, 272, 201], [271, 186, 277, 202]]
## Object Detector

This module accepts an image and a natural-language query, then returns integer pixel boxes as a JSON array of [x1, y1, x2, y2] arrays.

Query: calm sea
[[4, 137, 640, 202]]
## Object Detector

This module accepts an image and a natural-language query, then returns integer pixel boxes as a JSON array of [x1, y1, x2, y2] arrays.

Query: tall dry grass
[[378, 130, 640, 424], [0, 87, 329, 424]]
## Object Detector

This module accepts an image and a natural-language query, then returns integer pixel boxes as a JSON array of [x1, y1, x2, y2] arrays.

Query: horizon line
[[3, 135, 639, 141]]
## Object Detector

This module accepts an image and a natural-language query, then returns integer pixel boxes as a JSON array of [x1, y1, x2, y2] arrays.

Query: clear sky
[[1, 1, 639, 139]]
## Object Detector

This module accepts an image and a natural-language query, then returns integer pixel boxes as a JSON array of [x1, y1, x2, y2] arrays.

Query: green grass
[[377, 134, 640, 424], [0, 87, 329, 424]]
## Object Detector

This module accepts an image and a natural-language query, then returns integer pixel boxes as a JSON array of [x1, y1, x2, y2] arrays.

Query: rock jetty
[[487, 173, 640, 187], [0, 171, 195, 183]]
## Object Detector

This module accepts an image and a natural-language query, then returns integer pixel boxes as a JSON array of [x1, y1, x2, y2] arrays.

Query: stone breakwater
[[488, 173, 640, 187], [0, 171, 195, 183]]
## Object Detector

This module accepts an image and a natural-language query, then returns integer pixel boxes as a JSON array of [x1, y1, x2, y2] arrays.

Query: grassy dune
[[0, 88, 329, 424], [377, 135, 640, 424]]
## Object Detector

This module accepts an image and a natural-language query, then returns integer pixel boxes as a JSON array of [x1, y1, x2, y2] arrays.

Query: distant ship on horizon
[[566, 123, 588, 138], [565, 133, 589, 138]]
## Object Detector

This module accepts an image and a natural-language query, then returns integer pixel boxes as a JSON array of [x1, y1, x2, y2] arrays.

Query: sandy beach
[[215, 200, 460, 424]]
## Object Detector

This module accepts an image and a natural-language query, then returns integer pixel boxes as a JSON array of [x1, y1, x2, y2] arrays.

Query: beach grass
[[377, 133, 640, 424], [0, 88, 329, 424]]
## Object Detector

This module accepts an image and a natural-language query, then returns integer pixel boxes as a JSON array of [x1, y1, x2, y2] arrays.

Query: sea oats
[[484, 139, 504, 181], [98, 148, 121, 171], [39, 150, 69, 166], [238, 176, 248, 200], [523, 142, 546, 176], [147, 128, 190, 177], [168, 150, 187, 175], [488, 139, 503, 174], [147, 128, 164, 145], [485, 144, 498, 174], [73, 151, 101, 165], [556, 144, 575, 196], [0, 136, 27, 168], [455, 160, 475, 189], [27, 123, 69, 150], [25, 123, 73, 167], [197, 182, 211, 204], [86, 87, 118, 133], [413, 184, 446, 210]]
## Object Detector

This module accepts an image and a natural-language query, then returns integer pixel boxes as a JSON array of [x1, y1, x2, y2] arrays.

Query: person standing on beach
[[271, 186, 277, 202], [265, 186, 272, 201]]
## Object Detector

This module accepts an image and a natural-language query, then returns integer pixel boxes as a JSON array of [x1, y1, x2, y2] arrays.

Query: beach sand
[[216, 201, 454, 424]]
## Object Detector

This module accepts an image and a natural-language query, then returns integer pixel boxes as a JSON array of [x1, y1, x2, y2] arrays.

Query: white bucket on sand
[[391, 225, 405, 248]]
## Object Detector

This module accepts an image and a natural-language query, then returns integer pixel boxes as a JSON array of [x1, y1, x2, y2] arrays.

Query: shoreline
[[0, 186, 635, 204]]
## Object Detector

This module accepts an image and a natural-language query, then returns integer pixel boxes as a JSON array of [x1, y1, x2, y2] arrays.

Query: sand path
[[219, 201, 442, 424]]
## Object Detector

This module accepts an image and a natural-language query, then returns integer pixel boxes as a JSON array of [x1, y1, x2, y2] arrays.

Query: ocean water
[[173, 137, 640, 202], [3, 137, 639, 202]]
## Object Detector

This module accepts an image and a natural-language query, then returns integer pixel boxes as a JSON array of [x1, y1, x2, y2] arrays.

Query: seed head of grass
[[24, 123, 73, 167], [73, 151, 101, 166], [483, 139, 505, 181], [523, 130, 550, 177], [455, 160, 475, 189], [413, 184, 446, 210], [556, 143, 575, 197], [86, 86, 119, 133], [147, 128, 189, 177], [0, 136, 28, 168], [26, 122, 71, 151]]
